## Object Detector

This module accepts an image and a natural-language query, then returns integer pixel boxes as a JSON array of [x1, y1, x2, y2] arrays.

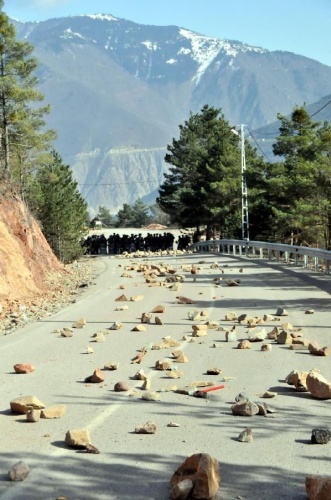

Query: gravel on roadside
[[0, 257, 98, 336]]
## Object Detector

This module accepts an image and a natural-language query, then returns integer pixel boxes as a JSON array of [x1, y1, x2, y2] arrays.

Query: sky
[[5, 0, 331, 67]]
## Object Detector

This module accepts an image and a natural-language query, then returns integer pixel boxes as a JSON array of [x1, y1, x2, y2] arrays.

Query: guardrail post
[[303, 255, 308, 268]]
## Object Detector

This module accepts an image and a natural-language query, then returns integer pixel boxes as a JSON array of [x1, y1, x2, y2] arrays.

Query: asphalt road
[[1, 249, 331, 500]]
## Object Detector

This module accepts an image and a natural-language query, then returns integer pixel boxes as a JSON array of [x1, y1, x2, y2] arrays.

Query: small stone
[[275, 307, 288, 316], [131, 325, 147, 332], [141, 312, 152, 323], [142, 378, 151, 390], [114, 381, 130, 392], [74, 317, 86, 328], [206, 367, 222, 375], [226, 330, 237, 342], [26, 409, 41, 422], [41, 404, 66, 419], [172, 350, 184, 359], [135, 422, 157, 434], [85, 444, 100, 454], [225, 312, 238, 321], [261, 343, 272, 351], [151, 305, 165, 313], [261, 391, 277, 398], [142, 391, 160, 401], [247, 328, 266, 342], [311, 429, 331, 444], [91, 367, 105, 383], [263, 314, 275, 321], [267, 327, 280, 339], [168, 422, 180, 427], [93, 332, 106, 342], [130, 295, 144, 302], [176, 296, 195, 304], [237, 340, 252, 349], [277, 330, 293, 344], [176, 354, 188, 363], [109, 321, 123, 330], [155, 316, 163, 325], [65, 429, 91, 448], [61, 329, 73, 337], [305, 309, 315, 314], [226, 279, 239, 286], [115, 305, 128, 311], [115, 294, 128, 301], [86, 347, 94, 354], [237, 427, 253, 443], [231, 400, 259, 416], [8, 461, 29, 481], [13, 363, 35, 374], [165, 370, 183, 379], [308, 342, 329, 356], [104, 362, 119, 370], [155, 360, 172, 371], [10, 395, 46, 414]]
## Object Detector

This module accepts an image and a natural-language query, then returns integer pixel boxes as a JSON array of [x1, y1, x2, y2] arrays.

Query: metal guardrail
[[191, 239, 331, 274]]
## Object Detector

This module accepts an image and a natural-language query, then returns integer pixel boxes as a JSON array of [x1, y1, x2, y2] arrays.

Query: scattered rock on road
[[10, 395, 46, 414], [237, 428, 253, 443], [8, 461, 30, 481], [135, 422, 157, 434], [13, 363, 35, 374], [311, 429, 331, 444], [65, 429, 91, 448], [170, 453, 220, 500]]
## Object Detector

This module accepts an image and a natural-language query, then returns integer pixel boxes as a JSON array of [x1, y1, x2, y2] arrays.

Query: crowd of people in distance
[[81, 232, 192, 255]]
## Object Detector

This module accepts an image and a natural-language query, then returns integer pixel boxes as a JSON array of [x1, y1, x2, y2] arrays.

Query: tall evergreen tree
[[29, 150, 88, 262], [157, 105, 242, 237], [269, 106, 331, 245], [0, 4, 54, 185]]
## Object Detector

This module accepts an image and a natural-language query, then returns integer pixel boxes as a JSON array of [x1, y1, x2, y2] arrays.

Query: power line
[[309, 98, 331, 118], [77, 180, 161, 186], [248, 128, 272, 162]]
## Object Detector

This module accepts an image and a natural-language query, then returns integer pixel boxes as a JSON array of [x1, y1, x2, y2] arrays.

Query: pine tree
[[269, 105, 330, 245], [157, 105, 242, 237], [0, 3, 55, 189], [29, 150, 88, 262]]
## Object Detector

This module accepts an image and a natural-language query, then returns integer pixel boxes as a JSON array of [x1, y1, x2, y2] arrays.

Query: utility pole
[[240, 124, 249, 241], [231, 125, 249, 241]]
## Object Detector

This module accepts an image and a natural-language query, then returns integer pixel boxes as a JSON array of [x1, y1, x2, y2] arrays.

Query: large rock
[[10, 395, 46, 414], [65, 429, 91, 448], [8, 461, 29, 481], [170, 453, 220, 499], [306, 475, 331, 499], [306, 370, 331, 399]]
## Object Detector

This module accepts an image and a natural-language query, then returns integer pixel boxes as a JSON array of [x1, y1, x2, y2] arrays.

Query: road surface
[[1, 249, 330, 499]]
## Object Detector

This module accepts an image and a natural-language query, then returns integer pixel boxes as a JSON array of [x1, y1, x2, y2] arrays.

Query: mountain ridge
[[11, 14, 331, 214]]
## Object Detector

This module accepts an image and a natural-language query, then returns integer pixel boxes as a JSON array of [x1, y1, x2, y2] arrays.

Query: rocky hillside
[[0, 197, 96, 335], [12, 14, 331, 214], [0, 196, 62, 301]]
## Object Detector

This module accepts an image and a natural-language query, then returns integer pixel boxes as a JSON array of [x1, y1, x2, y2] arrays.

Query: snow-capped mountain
[[12, 14, 331, 213]]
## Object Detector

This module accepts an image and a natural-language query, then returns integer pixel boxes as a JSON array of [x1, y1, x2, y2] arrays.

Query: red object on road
[[199, 384, 225, 393]]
